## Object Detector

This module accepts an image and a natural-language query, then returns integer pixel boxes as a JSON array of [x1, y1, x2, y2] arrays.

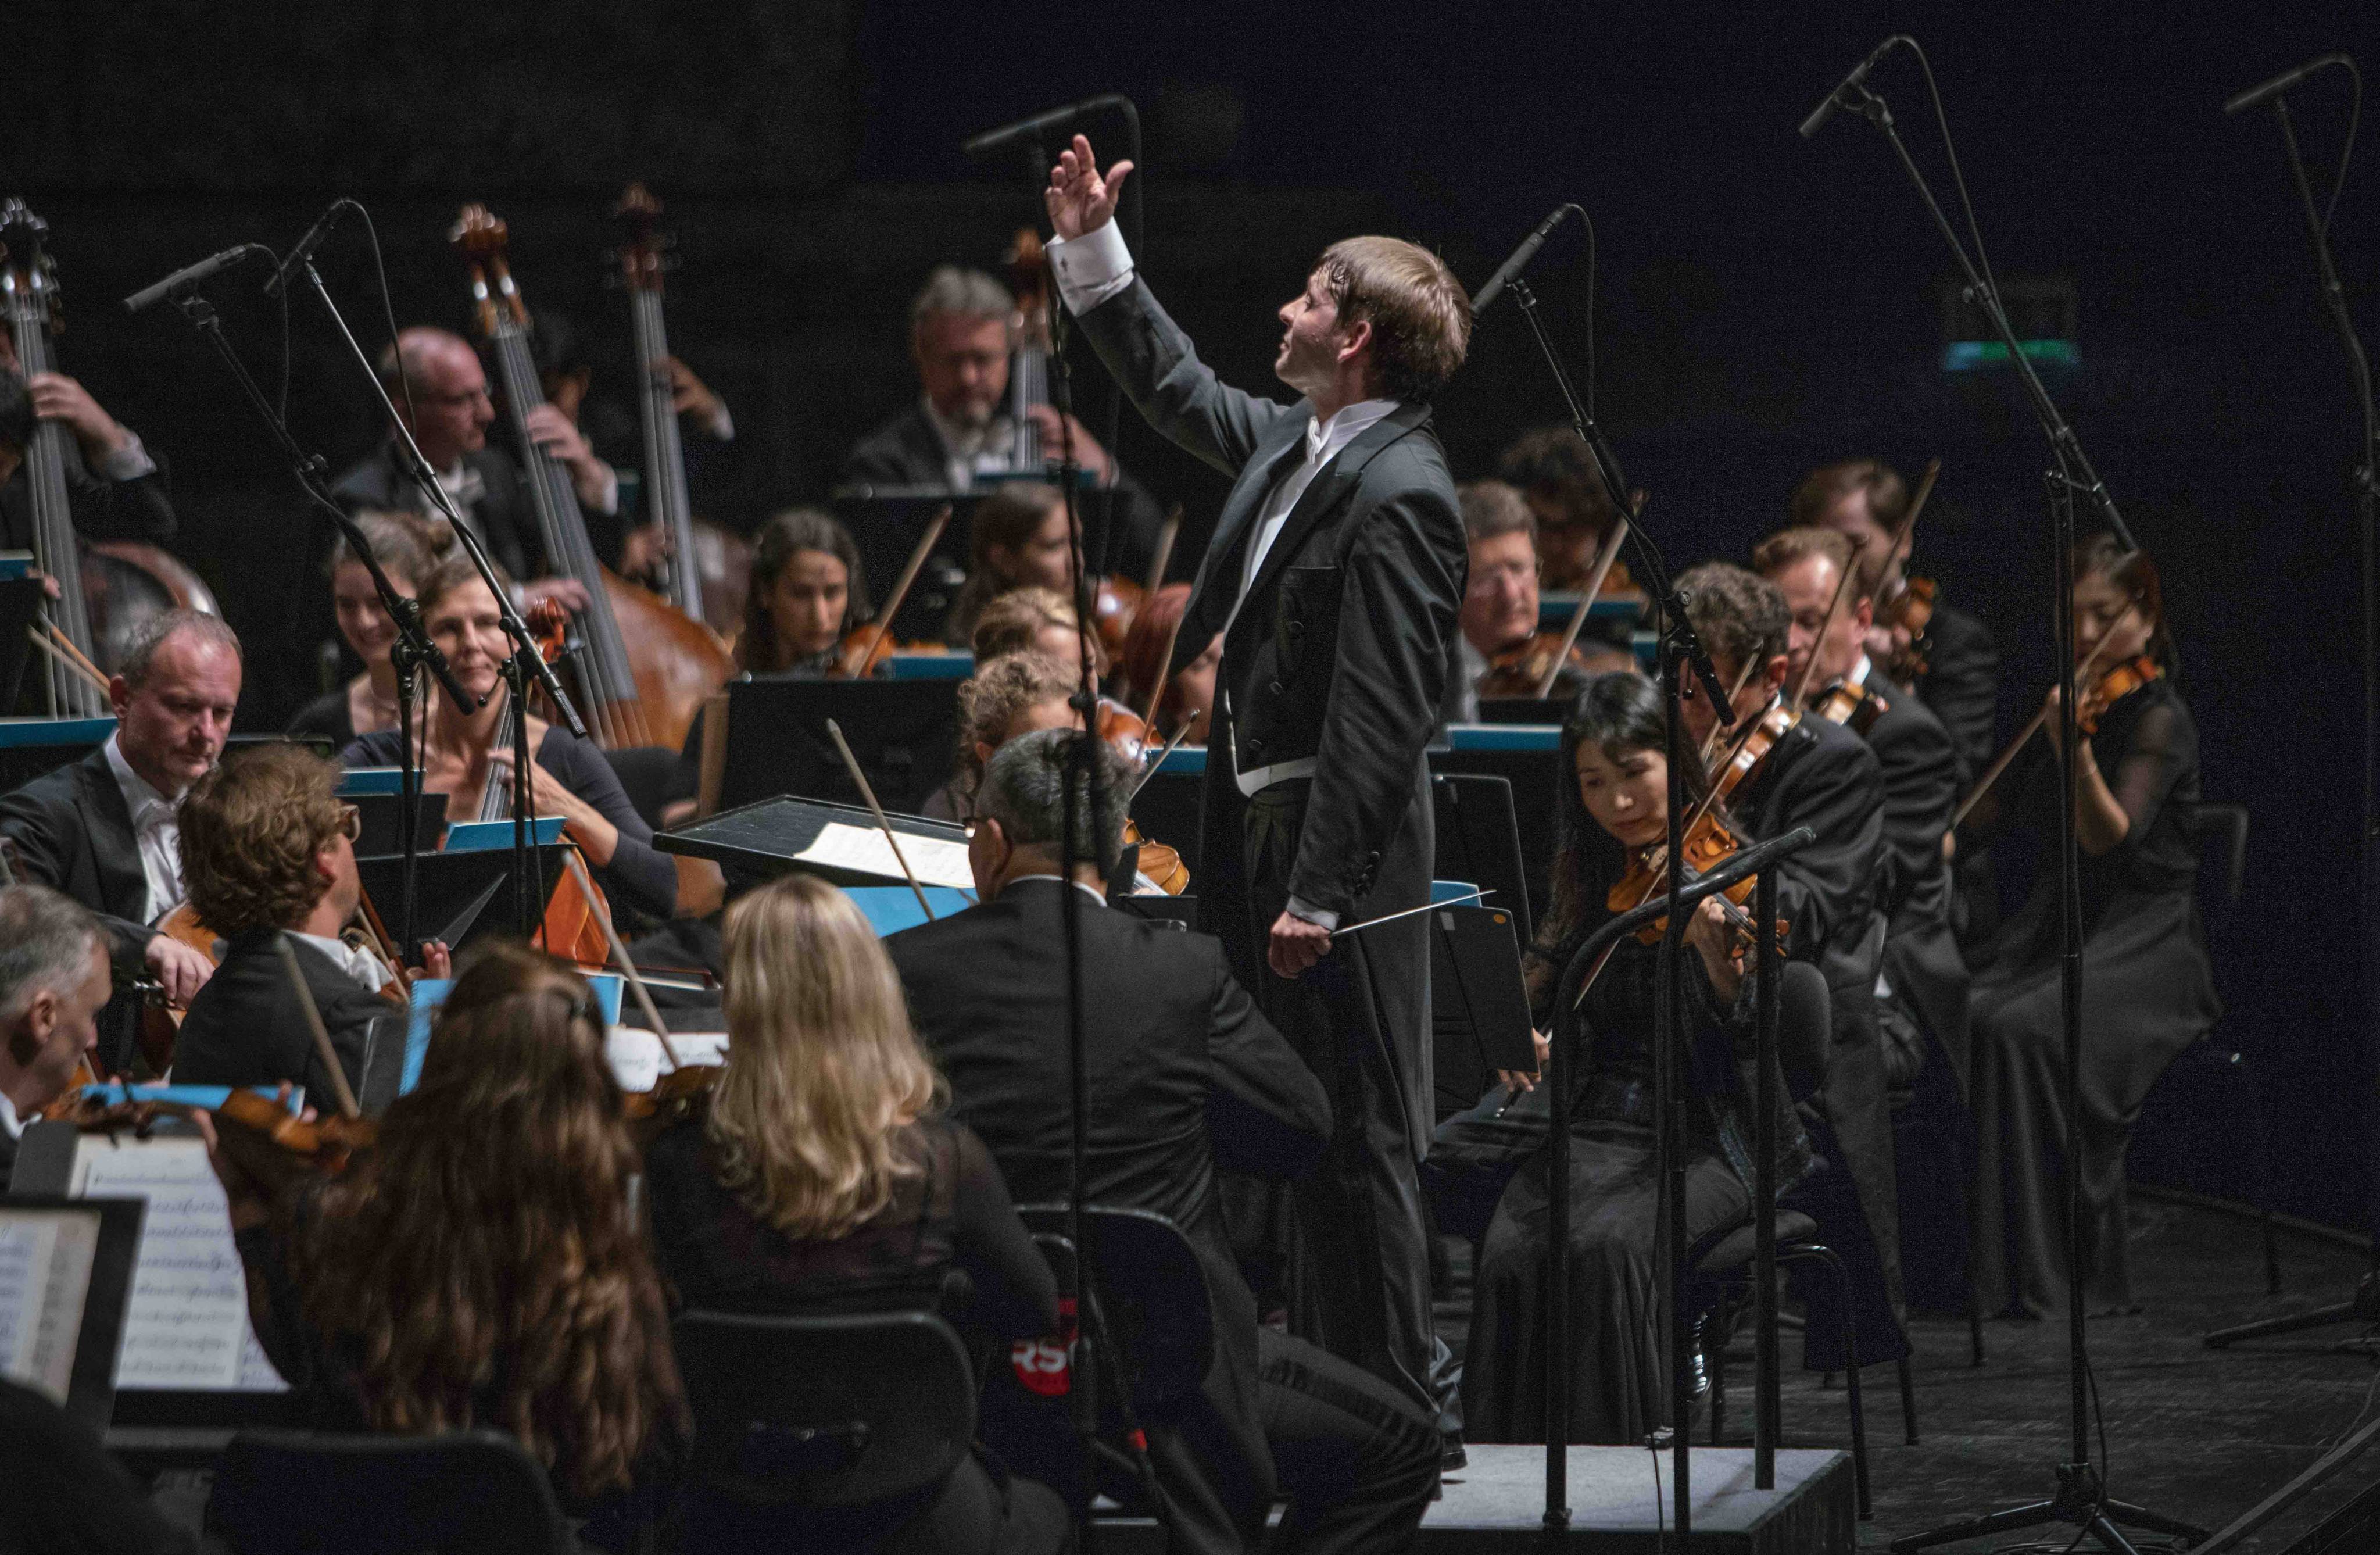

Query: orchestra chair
[[2130, 802, 2277, 1291], [206, 1428, 573, 1555], [672, 1308, 984, 1553]]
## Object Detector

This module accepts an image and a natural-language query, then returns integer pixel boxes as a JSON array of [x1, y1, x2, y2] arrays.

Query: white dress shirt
[[291, 931, 393, 996], [0, 1089, 20, 1145], [102, 734, 184, 923], [919, 398, 1018, 492]]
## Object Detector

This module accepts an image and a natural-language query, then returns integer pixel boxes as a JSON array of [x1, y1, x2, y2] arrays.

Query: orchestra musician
[[971, 586, 1096, 669], [169, 743, 442, 1110], [1495, 427, 1631, 595], [1673, 561, 1909, 1368], [1455, 674, 1817, 1443], [1795, 458, 1999, 780], [328, 326, 600, 610], [1968, 537, 2218, 1318], [1046, 135, 1469, 1433], [925, 650, 1082, 824], [735, 508, 870, 677], [885, 730, 1440, 1555], [943, 482, 1072, 645], [0, 609, 234, 1073], [0, 884, 111, 1192], [202, 943, 689, 1542], [1753, 527, 1968, 1086], [643, 872, 1069, 1555], [284, 510, 443, 750], [339, 557, 681, 923], [1118, 582, 1219, 742], [0, 330, 177, 564], [1450, 478, 1634, 721]]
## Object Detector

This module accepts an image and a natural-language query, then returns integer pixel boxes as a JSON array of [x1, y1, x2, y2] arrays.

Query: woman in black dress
[[1969, 537, 2218, 1317], [1460, 673, 1813, 1444], [340, 555, 680, 921], [284, 510, 441, 750], [644, 871, 1066, 1554]]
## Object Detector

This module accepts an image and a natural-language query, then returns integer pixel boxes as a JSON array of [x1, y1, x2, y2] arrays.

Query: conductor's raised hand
[[1044, 134, 1133, 242]]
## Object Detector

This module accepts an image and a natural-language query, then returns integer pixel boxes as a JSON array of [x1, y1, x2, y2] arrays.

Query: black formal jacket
[[330, 441, 624, 581], [840, 399, 1171, 582], [884, 880, 1333, 1515], [1736, 710, 1907, 1338], [1846, 675, 1970, 1086], [170, 931, 407, 1113], [0, 434, 177, 554], [0, 746, 159, 1073], [1074, 278, 1464, 924], [1914, 599, 1999, 782]]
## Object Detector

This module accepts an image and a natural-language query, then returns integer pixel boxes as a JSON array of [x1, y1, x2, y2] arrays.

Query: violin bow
[[1876, 456, 1942, 625], [28, 623, 112, 699], [840, 504, 951, 677], [1144, 506, 1181, 597], [271, 934, 363, 1121], [1534, 502, 1637, 700], [1695, 656, 1762, 769], [825, 717, 936, 922], [557, 846, 684, 1073], [1788, 531, 1869, 712], [1331, 887, 1490, 938], [1125, 717, 1198, 810], [1948, 600, 2134, 834]]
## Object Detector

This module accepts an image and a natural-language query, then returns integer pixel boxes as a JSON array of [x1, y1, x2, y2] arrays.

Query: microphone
[[963, 94, 1124, 159], [121, 245, 257, 314], [2225, 53, 2350, 116], [1799, 36, 1901, 140], [263, 201, 349, 299], [1470, 205, 1576, 317]]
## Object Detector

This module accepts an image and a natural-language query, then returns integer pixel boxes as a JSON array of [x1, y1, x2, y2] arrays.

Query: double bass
[[1, 198, 215, 713], [450, 205, 730, 752], [613, 184, 751, 646]]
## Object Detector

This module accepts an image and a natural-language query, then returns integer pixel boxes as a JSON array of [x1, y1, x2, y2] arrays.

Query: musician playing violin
[[1967, 537, 2216, 1319], [1446, 673, 1816, 1445], [338, 557, 682, 923], [1755, 527, 1969, 1176], [0, 885, 110, 1191], [171, 743, 446, 1110], [1452, 478, 1634, 720], [1497, 427, 1633, 596], [944, 482, 1072, 647], [1673, 561, 1908, 1372]]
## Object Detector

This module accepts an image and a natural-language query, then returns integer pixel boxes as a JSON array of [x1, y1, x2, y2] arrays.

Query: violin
[[835, 505, 954, 678], [2077, 655, 2161, 735], [1606, 809, 1787, 957], [624, 1060, 725, 1149], [1088, 698, 1190, 894], [1091, 575, 1144, 665], [1877, 575, 1939, 684], [51, 1085, 376, 1185], [1808, 678, 1887, 738], [452, 204, 731, 751], [1475, 632, 1635, 702]]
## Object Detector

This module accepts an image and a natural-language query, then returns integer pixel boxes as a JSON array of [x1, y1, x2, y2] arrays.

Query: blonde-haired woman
[[643, 872, 1066, 1553]]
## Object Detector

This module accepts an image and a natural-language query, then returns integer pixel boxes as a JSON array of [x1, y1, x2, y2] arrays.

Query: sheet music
[[796, 820, 975, 890], [73, 1138, 286, 1392], [0, 1209, 99, 1403], [606, 1028, 730, 1095]]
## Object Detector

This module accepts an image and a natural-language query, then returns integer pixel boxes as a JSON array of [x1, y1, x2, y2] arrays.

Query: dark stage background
[[8, 5, 2371, 1227]]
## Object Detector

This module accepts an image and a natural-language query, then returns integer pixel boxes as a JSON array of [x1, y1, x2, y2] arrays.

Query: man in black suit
[[0, 610, 234, 1074], [1044, 137, 1470, 1435], [168, 744, 417, 1111], [885, 730, 1440, 1555], [839, 264, 1167, 580], [0, 884, 112, 1191], [1677, 562, 1910, 1370], [0, 334, 178, 570]]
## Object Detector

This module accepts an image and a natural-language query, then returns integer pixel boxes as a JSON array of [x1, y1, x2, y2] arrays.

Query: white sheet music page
[[0, 1208, 100, 1403], [796, 820, 974, 889], [72, 1137, 287, 1392]]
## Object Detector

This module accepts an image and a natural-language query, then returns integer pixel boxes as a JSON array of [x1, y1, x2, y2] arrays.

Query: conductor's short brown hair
[[180, 743, 349, 938], [1314, 237, 1470, 403]]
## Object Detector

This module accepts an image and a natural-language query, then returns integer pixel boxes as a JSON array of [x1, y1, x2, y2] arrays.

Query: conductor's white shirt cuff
[[1286, 896, 1339, 932], [1048, 220, 1136, 315]]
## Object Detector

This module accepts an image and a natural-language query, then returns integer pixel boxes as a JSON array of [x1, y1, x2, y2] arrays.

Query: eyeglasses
[[335, 804, 362, 843]]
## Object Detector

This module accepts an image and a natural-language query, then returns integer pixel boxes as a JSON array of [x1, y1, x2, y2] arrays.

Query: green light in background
[[1941, 339, 2081, 372]]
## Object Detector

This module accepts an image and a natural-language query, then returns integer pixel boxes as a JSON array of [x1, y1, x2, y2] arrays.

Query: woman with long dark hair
[[737, 507, 871, 677], [1968, 536, 2217, 1318], [1457, 672, 1813, 1444]]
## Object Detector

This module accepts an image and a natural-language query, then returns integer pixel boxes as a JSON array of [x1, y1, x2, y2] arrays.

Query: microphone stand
[[294, 255, 588, 936], [1829, 76, 2197, 1555], [2204, 73, 2380, 1352], [151, 283, 471, 956], [1502, 271, 1736, 1543]]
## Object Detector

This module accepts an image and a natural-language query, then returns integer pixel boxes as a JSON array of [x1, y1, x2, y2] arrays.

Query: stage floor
[[1435, 1193, 2380, 1551]]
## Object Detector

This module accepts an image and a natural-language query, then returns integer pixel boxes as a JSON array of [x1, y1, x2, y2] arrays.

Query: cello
[[450, 205, 730, 752], [1, 199, 215, 713], [613, 184, 751, 646]]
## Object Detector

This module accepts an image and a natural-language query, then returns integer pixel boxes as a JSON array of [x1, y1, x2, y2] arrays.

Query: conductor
[[1044, 136, 1470, 1431]]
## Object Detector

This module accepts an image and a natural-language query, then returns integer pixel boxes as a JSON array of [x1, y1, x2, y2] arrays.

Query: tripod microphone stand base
[[2204, 1268, 2380, 1349], [1888, 1461, 2207, 1554]]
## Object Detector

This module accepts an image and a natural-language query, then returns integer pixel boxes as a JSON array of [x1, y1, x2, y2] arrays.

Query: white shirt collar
[[291, 930, 391, 995], [1008, 873, 1108, 907], [921, 396, 1013, 464], [1304, 397, 1398, 466], [0, 1089, 20, 1142], [103, 732, 180, 821], [1848, 652, 1873, 689]]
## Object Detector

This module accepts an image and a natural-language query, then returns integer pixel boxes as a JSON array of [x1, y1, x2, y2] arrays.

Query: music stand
[[830, 490, 981, 642], [1431, 772, 1536, 952], [348, 791, 448, 859], [1430, 727, 1563, 928], [718, 677, 962, 815], [355, 843, 572, 954], [0, 1195, 145, 1432], [659, 793, 974, 897], [1429, 901, 1541, 1118]]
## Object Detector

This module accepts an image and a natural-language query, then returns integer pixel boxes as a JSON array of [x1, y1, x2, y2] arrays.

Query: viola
[[2, 199, 217, 714], [614, 184, 753, 646], [452, 204, 731, 751], [2078, 654, 2161, 736]]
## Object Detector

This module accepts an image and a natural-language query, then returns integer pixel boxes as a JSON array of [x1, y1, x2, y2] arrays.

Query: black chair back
[[2192, 801, 2248, 948], [207, 1428, 572, 1555], [1015, 1204, 1214, 1410], [672, 1309, 976, 1510]]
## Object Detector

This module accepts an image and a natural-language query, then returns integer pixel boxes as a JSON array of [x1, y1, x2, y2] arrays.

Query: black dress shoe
[[1440, 1431, 1468, 1471]]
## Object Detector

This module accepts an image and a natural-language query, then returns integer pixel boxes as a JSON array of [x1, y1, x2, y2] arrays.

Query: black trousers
[[1259, 1328, 1442, 1555]]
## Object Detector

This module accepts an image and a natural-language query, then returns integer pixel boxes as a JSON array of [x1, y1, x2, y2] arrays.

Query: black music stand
[[718, 677, 962, 815], [829, 491, 981, 642], [1428, 901, 1540, 1120], [349, 791, 448, 859], [1431, 737, 1563, 929], [355, 844, 571, 955], [1433, 773, 1536, 950], [658, 793, 974, 898], [0, 1195, 145, 1431]]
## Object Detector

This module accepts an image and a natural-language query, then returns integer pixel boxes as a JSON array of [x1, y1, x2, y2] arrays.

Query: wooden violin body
[[2078, 655, 2161, 735], [1808, 678, 1886, 738], [1878, 575, 1938, 684], [50, 1086, 376, 1185], [1475, 631, 1633, 702]]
